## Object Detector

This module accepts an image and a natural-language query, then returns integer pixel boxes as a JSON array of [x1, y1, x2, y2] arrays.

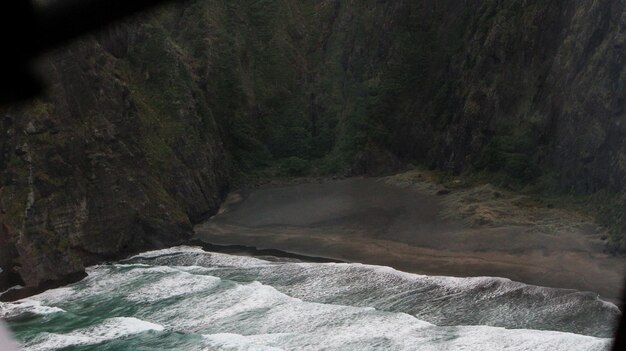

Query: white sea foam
[[125, 271, 222, 303], [0, 300, 65, 319], [149, 251, 617, 336], [203, 333, 287, 351], [201, 326, 611, 351], [130, 246, 208, 259], [3, 247, 619, 350], [0, 285, 23, 297], [134, 248, 617, 307], [189, 280, 610, 351], [134, 247, 284, 268], [28, 287, 76, 305], [431, 326, 611, 351], [25, 317, 163, 351], [152, 280, 301, 332]]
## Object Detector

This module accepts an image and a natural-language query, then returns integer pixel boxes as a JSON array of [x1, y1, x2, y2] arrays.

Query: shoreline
[[190, 240, 622, 311], [195, 175, 626, 305], [186, 239, 343, 264], [4, 239, 621, 308], [195, 225, 626, 306], [0, 241, 342, 303], [3, 174, 625, 307], [3, 244, 618, 348]]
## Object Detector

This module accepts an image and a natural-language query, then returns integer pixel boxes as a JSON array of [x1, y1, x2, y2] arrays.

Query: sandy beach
[[195, 175, 626, 304]]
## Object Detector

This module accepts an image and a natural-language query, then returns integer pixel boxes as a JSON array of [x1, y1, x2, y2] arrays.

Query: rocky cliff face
[[0, 13, 230, 293], [1, 0, 624, 292], [383, 0, 626, 194], [379, 0, 626, 242], [289, 0, 626, 242]]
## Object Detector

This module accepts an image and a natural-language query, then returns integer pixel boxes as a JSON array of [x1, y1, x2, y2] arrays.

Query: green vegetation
[[278, 157, 310, 177], [6, 0, 624, 257], [160, 0, 624, 249], [476, 131, 542, 184]]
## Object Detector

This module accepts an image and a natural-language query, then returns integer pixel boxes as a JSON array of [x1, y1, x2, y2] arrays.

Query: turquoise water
[[0, 246, 619, 350]]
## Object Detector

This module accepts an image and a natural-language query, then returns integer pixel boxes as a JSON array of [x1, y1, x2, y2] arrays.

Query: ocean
[[0, 246, 619, 350]]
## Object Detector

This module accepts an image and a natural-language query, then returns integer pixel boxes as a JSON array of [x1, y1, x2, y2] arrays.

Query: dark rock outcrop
[[0, 16, 230, 293]]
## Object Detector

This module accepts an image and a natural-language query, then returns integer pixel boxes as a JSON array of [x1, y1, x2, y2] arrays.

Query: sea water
[[0, 246, 619, 350]]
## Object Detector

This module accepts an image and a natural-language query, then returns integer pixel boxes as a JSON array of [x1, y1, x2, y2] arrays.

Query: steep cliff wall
[[378, 0, 626, 243], [320, 0, 626, 244], [278, 0, 626, 243], [0, 11, 231, 293], [1, 0, 624, 292]]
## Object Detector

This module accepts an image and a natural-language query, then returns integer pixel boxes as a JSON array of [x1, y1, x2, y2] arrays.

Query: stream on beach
[[0, 246, 619, 350]]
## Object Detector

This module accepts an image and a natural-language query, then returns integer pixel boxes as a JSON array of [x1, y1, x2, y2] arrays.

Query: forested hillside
[[1, 0, 624, 294]]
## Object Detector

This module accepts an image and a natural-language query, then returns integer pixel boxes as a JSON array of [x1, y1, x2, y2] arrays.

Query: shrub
[[279, 157, 310, 176]]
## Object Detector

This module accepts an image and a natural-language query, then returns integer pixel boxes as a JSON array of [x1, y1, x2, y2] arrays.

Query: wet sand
[[194, 177, 626, 304]]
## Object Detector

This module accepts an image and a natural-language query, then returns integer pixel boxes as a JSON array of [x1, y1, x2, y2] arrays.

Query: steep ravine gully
[[0, 0, 625, 301]]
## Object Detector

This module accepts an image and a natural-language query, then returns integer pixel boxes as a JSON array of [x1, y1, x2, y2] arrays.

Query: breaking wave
[[0, 246, 617, 350]]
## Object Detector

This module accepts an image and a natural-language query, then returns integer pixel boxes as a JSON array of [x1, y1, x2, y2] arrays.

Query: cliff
[[1, 0, 624, 293], [0, 10, 232, 293]]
